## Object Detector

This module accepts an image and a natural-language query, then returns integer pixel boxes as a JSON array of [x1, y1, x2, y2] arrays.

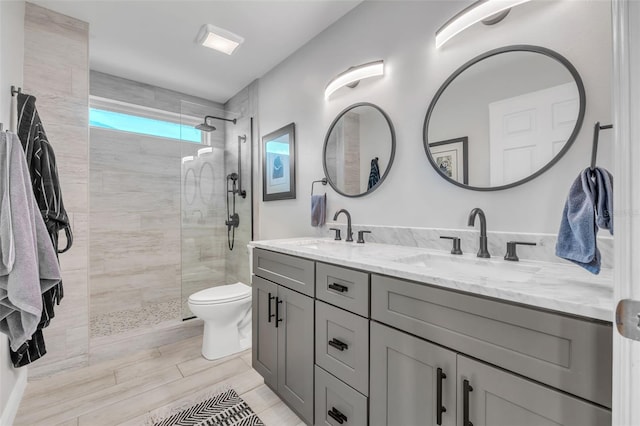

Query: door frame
[[612, 1, 640, 425]]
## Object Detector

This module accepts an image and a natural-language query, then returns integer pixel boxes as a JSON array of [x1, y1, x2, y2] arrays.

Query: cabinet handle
[[328, 407, 347, 424], [274, 297, 283, 328], [463, 379, 474, 426], [328, 338, 349, 351], [267, 293, 275, 323], [328, 283, 348, 293], [436, 368, 447, 425]]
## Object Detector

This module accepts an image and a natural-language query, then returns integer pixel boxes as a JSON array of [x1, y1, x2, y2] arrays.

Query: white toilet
[[188, 282, 252, 360]]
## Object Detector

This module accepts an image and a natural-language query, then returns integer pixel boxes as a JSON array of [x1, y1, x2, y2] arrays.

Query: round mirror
[[323, 103, 396, 197], [424, 45, 586, 191]]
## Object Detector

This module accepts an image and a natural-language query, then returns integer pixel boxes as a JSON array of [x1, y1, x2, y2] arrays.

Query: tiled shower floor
[[90, 300, 182, 338]]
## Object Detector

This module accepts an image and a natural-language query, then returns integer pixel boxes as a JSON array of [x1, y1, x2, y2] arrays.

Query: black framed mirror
[[323, 102, 396, 197], [424, 45, 586, 191]]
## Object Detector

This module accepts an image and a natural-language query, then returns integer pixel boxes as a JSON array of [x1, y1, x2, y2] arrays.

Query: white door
[[488, 82, 579, 186], [612, 1, 640, 425]]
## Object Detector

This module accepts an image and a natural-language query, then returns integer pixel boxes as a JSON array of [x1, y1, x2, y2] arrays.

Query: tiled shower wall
[[223, 80, 258, 286], [23, 3, 90, 377]]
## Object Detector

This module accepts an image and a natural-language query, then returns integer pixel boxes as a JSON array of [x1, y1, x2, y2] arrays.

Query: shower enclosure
[[180, 100, 253, 319]]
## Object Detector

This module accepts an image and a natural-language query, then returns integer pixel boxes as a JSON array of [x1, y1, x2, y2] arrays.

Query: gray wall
[[0, 1, 26, 420], [257, 0, 612, 238]]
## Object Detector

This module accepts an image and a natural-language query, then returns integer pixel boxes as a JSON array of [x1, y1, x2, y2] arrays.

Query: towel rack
[[11, 86, 22, 97], [590, 121, 613, 171], [311, 178, 327, 195]]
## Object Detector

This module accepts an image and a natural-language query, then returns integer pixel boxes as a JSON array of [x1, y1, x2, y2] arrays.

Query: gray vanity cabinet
[[252, 249, 315, 425], [457, 356, 611, 426], [252, 275, 278, 389], [370, 321, 457, 426]]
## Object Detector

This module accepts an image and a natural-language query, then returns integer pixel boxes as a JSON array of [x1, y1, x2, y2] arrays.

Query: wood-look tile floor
[[15, 335, 304, 426]]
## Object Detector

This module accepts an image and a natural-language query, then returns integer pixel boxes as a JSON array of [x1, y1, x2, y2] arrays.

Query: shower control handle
[[267, 293, 275, 323], [275, 297, 283, 328]]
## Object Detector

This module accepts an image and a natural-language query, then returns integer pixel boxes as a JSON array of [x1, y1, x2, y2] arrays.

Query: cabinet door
[[370, 322, 456, 426], [457, 355, 611, 426], [252, 276, 278, 389], [277, 285, 315, 424]]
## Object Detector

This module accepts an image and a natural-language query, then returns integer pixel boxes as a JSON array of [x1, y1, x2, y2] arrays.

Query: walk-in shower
[[180, 105, 253, 318]]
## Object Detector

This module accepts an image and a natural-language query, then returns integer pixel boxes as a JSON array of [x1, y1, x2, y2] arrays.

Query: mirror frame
[[423, 45, 586, 191], [322, 102, 396, 198]]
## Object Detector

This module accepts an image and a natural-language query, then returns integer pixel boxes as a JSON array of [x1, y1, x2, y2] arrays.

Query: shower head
[[195, 115, 237, 133], [195, 122, 216, 132]]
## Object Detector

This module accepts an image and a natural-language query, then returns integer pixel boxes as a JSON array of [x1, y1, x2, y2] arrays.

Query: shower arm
[[203, 115, 237, 125]]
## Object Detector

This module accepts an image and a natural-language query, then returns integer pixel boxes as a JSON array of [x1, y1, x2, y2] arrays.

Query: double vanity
[[250, 237, 613, 426]]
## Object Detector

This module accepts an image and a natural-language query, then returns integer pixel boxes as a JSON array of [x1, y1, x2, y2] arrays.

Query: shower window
[[89, 96, 206, 143]]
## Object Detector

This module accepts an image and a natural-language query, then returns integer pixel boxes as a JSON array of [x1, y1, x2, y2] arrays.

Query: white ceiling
[[31, 0, 362, 103]]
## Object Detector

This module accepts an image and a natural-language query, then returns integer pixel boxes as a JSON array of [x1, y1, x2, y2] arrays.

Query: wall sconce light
[[196, 24, 244, 55], [435, 0, 532, 49], [324, 60, 384, 99]]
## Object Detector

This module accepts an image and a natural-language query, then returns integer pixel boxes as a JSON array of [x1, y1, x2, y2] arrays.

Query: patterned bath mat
[[150, 388, 264, 426]]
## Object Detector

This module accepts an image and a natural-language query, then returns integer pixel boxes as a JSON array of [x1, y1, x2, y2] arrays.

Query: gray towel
[[555, 167, 613, 274], [311, 194, 326, 227], [0, 132, 61, 351]]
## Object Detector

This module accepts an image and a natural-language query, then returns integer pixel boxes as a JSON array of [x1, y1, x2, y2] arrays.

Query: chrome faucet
[[467, 208, 490, 258], [333, 209, 353, 242]]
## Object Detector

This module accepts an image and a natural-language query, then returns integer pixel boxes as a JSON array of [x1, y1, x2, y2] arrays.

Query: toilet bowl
[[188, 282, 252, 360]]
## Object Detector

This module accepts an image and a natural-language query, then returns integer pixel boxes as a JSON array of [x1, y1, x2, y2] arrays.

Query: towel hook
[[590, 121, 613, 172], [11, 86, 22, 97], [311, 178, 327, 195]]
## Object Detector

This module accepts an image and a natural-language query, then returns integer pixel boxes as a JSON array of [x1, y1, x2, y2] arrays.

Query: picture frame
[[429, 136, 469, 185], [262, 122, 296, 201]]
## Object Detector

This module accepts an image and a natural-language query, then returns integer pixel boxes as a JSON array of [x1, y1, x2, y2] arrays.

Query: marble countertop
[[249, 238, 614, 322]]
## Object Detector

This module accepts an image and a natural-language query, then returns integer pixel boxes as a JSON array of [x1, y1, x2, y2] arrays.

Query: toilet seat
[[188, 282, 251, 305]]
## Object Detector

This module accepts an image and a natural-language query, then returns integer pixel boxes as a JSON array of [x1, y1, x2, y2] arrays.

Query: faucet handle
[[357, 230, 372, 244], [504, 241, 537, 262], [440, 236, 463, 255], [329, 228, 342, 241]]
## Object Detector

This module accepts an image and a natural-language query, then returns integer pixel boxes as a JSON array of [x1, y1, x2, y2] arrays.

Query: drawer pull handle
[[463, 379, 474, 426], [328, 338, 349, 351], [328, 283, 348, 293], [328, 407, 347, 424], [267, 293, 275, 323], [436, 368, 447, 425], [275, 297, 283, 328]]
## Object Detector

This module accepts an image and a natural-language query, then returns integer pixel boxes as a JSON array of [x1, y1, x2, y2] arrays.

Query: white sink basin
[[392, 253, 539, 283]]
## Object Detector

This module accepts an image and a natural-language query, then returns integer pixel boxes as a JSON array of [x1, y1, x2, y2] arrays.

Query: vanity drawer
[[371, 274, 613, 408], [252, 248, 315, 296], [315, 365, 368, 426], [315, 300, 369, 395], [316, 262, 369, 316]]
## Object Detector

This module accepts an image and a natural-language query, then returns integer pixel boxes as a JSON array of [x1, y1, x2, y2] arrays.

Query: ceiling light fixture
[[196, 24, 244, 55], [324, 60, 385, 99], [435, 0, 532, 49]]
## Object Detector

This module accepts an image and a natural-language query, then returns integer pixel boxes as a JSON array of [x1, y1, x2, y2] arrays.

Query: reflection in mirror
[[323, 103, 395, 197], [424, 45, 585, 191]]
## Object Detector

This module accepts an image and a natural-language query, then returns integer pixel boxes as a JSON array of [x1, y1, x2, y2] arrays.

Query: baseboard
[[0, 366, 27, 426]]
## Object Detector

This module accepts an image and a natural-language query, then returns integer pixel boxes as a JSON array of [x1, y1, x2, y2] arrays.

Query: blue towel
[[594, 168, 613, 234], [555, 167, 613, 274], [311, 194, 326, 227]]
